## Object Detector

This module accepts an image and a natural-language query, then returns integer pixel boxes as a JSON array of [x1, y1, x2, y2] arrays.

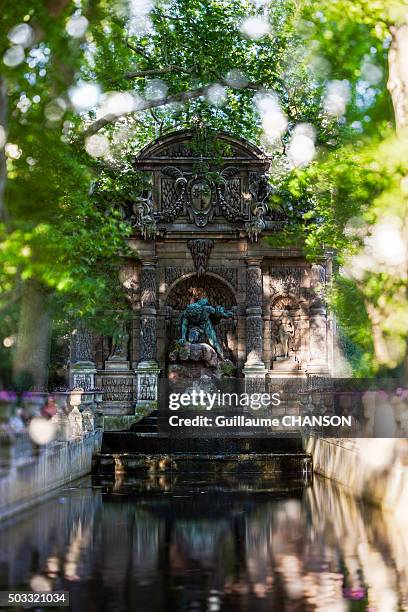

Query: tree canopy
[[1, 0, 408, 386]]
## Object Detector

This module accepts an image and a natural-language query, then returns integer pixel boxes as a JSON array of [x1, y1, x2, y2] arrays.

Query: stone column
[[135, 258, 160, 410], [308, 264, 329, 374], [70, 322, 96, 390], [243, 258, 267, 385]]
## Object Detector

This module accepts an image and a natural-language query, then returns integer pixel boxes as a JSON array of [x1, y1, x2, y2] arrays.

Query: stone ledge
[[0, 430, 102, 522], [306, 437, 408, 517], [95, 451, 312, 481]]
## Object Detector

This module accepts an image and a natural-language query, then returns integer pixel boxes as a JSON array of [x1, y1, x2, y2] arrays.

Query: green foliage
[[267, 0, 408, 374], [219, 360, 236, 377], [330, 276, 376, 376], [0, 1, 136, 349], [1, 0, 407, 379], [0, 0, 330, 339]]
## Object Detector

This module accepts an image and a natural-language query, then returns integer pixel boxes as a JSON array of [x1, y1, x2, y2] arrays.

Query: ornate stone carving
[[119, 265, 139, 308], [245, 260, 264, 366], [246, 317, 264, 356], [157, 144, 197, 158], [165, 266, 192, 287], [249, 172, 272, 206], [272, 295, 299, 310], [216, 167, 242, 221], [167, 275, 236, 311], [133, 131, 287, 241], [159, 166, 188, 221], [132, 192, 157, 239], [165, 266, 238, 291], [271, 311, 295, 359], [188, 175, 216, 226], [209, 267, 238, 290], [188, 239, 214, 277], [246, 266, 263, 309], [140, 316, 157, 361], [270, 267, 304, 298], [155, 166, 280, 239], [71, 323, 93, 363], [140, 266, 157, 309], [102, 377, 134, 402], [109, 323, 129, 361], [137, 373, 158, 401], [245, 172, 273, 242], [72, 373, 93, 390], [170, 341, 219, 368], [156, 166, 244, 227], [138, 259, 158, 364], [155, 142, 249, 159]]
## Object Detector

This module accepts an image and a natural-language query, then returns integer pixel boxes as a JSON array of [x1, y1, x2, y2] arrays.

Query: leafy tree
[[292, 0, 408, 373], [1, 1, 132, 388], [2, 0, 406, 386], [1, 0, 334, 388]]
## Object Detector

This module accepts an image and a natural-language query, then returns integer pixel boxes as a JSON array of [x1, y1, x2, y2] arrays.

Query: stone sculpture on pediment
[[158, 166, 188, 222], [131, 192, 157, 240]]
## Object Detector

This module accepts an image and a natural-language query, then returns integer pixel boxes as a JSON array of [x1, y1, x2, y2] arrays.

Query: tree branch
[[109, 65, 193, 83], [150, 108, 165, 136], [84, 84, 205, 137], [157, 13, 180, 21], [83, 81, 260, 137], [126, 41, 151, 60]]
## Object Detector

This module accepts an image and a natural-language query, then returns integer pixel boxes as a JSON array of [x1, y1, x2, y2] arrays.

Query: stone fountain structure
[[69, 129, 333, 424]]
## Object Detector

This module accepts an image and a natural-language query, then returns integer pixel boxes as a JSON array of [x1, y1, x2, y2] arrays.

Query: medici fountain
[[66, 129, 336, 477], [2, 131, 408, 612]]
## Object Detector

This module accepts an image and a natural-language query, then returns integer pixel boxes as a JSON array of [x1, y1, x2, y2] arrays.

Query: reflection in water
[[0, 474, 407, 611]]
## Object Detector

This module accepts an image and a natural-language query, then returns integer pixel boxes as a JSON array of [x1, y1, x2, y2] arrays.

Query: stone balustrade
[[0, 390, 104, 521]]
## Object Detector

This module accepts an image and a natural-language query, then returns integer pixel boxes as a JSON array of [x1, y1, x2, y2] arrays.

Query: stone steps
[[129, 410, 158, 433], [102, 431, 305, 454], [97, 413, 312, 483]]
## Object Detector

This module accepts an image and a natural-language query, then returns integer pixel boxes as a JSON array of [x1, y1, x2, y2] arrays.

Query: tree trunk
[[13, 281, 53, 391], [387, 15, 408, 380], [365, 302, 392, 366], [388, 19, 408, 131], [0, 76, 7, 221]]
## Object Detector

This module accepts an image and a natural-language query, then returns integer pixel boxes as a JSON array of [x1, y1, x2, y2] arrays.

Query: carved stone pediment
[[157, 165, 243, 227], [132, 129, 286, 241], [136, 130, 262, 162]]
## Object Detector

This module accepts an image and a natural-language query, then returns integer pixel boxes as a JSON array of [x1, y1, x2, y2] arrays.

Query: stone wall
[[0, 430, 102, 521], [307, 437, 408, 518]]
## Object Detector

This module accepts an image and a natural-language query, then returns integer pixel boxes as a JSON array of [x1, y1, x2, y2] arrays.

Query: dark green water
[[0, 474, 407, 611]]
